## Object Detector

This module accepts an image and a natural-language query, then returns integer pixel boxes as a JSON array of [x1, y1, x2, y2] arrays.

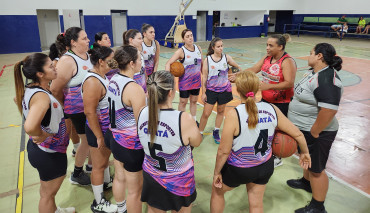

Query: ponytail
[[245, 93, 258, 129], [147, 81, 159, 146], [14, 61, 25, 113], [314, 43, 343, 71]]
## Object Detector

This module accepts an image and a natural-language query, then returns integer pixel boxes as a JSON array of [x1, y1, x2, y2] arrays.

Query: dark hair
[[141, 23, 153, 34], [113, 45, 139, 70], [65, 27, 84, 48], [147, 71, 175, 145], [89, 46, 114, 66], [314, 43, 342, 71], [181, 29, 192, 39], [207, 37, 222, 56], [93, 31, 108, 49], [122, 29, 140, 45], [269, 34, 291, 50], [49, 34, 67, 60], [14, 53, 49, 113]]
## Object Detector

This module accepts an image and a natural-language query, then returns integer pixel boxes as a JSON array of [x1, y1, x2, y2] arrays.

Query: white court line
[[341, 98, 370, 108]]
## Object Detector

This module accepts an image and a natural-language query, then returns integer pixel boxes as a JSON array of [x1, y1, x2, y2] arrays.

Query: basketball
[[170, 61, 185, 77], [272, 130, 297, 158]]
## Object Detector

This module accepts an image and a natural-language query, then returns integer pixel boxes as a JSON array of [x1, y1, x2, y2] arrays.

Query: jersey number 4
[[254, 129, 268, 156], [148, 142, 167, 172]]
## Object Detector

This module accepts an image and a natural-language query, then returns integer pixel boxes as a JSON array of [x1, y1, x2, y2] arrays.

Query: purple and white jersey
[[106, 69, 119, 81], [63, 51, 93, 114], [227, 102, 277, 168], [179, 45, 201, 91], [133, 54, 147, 93], [81, 71, 110, 134], [23, 87, 69, 153], [206, 54, 231, 92], [138, 107, 195, 197], [107, 74, 142, 150], [142, 40, 156, 76]]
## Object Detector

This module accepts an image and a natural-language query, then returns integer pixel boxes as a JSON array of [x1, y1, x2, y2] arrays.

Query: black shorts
[[65, 112, 86, 134], [179, 89, 200, 98], [85, 124, 110, 149], [221, 156, 274, 188], [27, 139, 67, 181], [261, 99, 290, 116], [299, 130, 337, 173], [107, 130, 144, 172], [206, 89, 233, 105], [141, 171, 197, 211]]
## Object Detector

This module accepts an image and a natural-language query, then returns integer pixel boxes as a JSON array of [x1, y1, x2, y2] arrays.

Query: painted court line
[[0, 64, 14, 77]]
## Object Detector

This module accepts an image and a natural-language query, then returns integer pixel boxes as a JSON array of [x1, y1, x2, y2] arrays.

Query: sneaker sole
[[214, 139, 220, 144], [69, 177, 91, 186]]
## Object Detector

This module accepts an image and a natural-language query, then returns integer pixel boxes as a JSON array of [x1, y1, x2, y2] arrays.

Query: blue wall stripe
[[60, 15, 64, 33], [84, 15, 113, 47], [206, 15, 213, 41], [215, 26, 263, 39]]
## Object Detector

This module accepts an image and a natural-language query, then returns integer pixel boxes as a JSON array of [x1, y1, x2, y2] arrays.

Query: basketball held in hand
[[272, 130, 297, 158], [170, 62, 185, 77]]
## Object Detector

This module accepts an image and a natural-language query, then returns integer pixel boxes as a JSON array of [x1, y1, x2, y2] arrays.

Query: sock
[[73, 166, 83, 177], [92, 184, 104, 203], [104, 167, 111, 183], [117, 200, 127, 213], [87, 164, 92, 168], [310, 197, 324, 210], [214, 128, 220, 131], [193, 116, 197, 121], [73, 142, 80, 151], [200, 131, 203, 135], [301, 177, 310, 185]]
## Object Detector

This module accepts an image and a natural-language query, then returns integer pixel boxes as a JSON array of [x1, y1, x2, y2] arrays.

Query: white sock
[[200, 131, 203, 134], [87, 164, 92, 168], [104, 166, 111, 183], [193, 116, 197, 121], [73, 142, 80, 151], [117, 200, 127, 213], [92, 184, 104, 203], [214, 128, 220, 130]]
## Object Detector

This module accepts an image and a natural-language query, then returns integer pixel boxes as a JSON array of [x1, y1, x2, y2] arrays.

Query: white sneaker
[[91, 197, 118, 213], [56, 206, 75, 213], [274, 156, 283, 168]]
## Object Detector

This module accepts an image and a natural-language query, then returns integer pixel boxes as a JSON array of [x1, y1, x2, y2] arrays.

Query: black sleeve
[[313, 69, 342, 109]]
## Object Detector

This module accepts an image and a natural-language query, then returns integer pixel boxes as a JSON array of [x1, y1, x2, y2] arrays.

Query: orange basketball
[[170, 61, 185, 77], [272, 130, 297, 158]]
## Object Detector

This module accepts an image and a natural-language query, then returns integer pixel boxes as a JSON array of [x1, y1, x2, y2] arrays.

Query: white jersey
[[227, 102, 278, 168], [81, 71, 109, 110], [64, 51, 93, 88], [206, 54, 231, 92], [141, 40, 157, 76]]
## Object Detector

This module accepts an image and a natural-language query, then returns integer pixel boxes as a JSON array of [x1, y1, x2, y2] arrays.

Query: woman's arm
[[244, 55, 266, 73], [260, 57, 296, 91], [165, 48, 184, 71], [153, 40, 160, 72], [125, 83, 146, 122], [310, 108, 337, 138], [83, 77, 105, 148], [50, 56, 75, 104], [226, 54, 240, 71], [24, 92, 53, 144], [181, 112, 202, 147], [201, 57, 209, 103]]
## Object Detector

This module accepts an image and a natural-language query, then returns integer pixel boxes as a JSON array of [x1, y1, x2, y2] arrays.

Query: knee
[[114, 173, 125, 183], [217, 108, 225, 115], [310, 170, 325, 178], [179, 99, 188, 106], [202, 110, 211, 119]]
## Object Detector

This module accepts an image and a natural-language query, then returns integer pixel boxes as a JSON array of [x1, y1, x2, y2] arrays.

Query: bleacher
[[284, 16, 370, 39]]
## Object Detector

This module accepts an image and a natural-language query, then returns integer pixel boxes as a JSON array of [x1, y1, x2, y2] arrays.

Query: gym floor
[[0, 35, 369, 212]]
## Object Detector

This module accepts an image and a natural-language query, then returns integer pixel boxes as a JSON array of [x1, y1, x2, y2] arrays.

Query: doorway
[[36, 9, 60, 51], [196, 11, 207, 42], [62, 9, 82, 30], [111, 10, 127, 47]]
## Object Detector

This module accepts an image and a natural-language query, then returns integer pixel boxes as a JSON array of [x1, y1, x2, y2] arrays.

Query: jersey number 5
[[148, 142, 167, 172], [254, 129, 268, 156]]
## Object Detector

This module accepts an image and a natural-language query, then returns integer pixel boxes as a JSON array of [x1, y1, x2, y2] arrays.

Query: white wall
[[220, 11, 265, 26]]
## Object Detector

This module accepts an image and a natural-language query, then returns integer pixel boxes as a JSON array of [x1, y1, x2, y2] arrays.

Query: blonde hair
[[235, 71, 260, 129]]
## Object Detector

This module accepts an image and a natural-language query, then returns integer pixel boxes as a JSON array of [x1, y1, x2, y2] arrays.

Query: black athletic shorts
[[27, 139, 67, 181], [179, 88, 200, 98], [106, 129, 144, 172], [85, 124, 110, 149], [65, 112, 86, 134], [221, 156, 274, 187], [141, 171, 197, 211], [261, 99, 290, 116], [299, 130, 337, 173], [206, 89, 233, 105]]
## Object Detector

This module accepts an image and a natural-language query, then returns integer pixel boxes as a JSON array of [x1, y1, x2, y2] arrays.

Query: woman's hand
[[97, 137, 106, 149], [213, 173, 223, 189], [299, 153, 311, 170], [32, 131, 54, 144], [228, 73, 236, 83], [202, 93, 207, 104]]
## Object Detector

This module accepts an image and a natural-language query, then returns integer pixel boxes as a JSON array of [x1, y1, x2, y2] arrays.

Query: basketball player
[[138, 71, 202, 212], [210, 71, 311, 213], [14, 53, 75, 213], [198, 37, 240, 144], [165, 29, 202, 124], [51, 27, 92, 185], [105, 45, 146, 213], [81, 46, 117, 212], [141, 24, 160, 76]]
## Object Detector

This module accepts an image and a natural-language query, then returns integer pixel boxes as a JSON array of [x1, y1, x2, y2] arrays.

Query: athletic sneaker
[[56, 206, 75, 213], [295, 202, 327, 213], [71, 149, 76, 157], [91, 197, 118, 213], [213, 129, 221, 144], [70, 171, 91, 186], [273, 156, 283, 168], [85, 164, 92, 174], [103, 177, 113, 191], [287, 177, 312, 193]]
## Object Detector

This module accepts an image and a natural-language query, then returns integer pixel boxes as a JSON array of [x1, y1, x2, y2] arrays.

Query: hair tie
[[20, 61, 24, 66], [246, 92, 254, 98], [60, 32, 65, 37]]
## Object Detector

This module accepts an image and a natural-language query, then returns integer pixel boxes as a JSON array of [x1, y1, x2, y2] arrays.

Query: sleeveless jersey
[[227, 102, 277, 168], [179, 45, 202, 91], [63, 51, 93, 114], [206, 54, 231, 92], [106, 69, 119, 81], [138, 107, 195, 197], [142, 40, 156, 76], [23, 87, 69, 153], [133, 54, 147, 92], [81, 71, 110, 134], [107, 74, 142, 149], [261, 52, 294, 103]]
